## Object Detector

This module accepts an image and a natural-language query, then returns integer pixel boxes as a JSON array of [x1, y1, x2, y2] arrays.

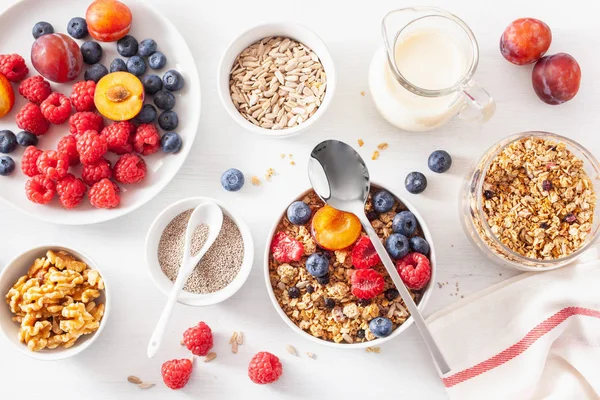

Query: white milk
[[369, 28, 468, 132]]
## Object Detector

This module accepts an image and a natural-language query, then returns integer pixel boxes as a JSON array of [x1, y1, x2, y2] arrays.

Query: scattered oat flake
[[377, 143, 388, 151], [290, 161, 296, 166], [232, 341, 239, 354], [204, 352, 217, 362], [127, 376, 142, 385], [251, 176, 261, 186], [360, 91, 365, 96], [237, 331, 244, 345], [138, 383, 155, 389], [366, 346, 381, 353], [306, 352, 317, 359], [286, 344, 298, 356], [266, 168, 275, 181], [280, 153, 286, 159], [229, 331, 238, 344], [372, 151, 380, 160], [289, 154, 293, 158], [358, 139, 364, 147]]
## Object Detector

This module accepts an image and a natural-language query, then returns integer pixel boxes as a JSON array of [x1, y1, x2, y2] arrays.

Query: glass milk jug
[[368, 7, 495, 132]]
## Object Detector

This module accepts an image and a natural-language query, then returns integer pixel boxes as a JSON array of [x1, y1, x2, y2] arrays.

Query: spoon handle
[[359, 214, 451, 375]]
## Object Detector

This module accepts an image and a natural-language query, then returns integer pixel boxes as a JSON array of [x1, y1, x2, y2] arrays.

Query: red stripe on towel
[[442, 307, 600, 388]]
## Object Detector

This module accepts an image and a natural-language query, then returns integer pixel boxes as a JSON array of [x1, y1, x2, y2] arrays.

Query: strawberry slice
[[396, 253, 431, 290], [271, 231, 304, 263], [351, 269, 385, 299], [351, 236, 381, 269]]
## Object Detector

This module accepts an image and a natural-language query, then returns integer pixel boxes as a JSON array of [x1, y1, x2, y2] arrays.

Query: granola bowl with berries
[[0, 245, 109, 360], [264, 184, 436, 348]]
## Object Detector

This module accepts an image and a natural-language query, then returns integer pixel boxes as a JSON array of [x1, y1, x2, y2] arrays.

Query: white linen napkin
[[426, 247, 600, 400]]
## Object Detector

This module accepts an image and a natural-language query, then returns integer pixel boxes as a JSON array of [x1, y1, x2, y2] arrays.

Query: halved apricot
[[94, 72, 144, 121], [311, 205, 362, 250], [0, 73, 14, 118]]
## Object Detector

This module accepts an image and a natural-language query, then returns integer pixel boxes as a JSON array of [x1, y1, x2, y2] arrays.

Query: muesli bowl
[[461, 131, 600, 271], [264, 183, 436, 349]]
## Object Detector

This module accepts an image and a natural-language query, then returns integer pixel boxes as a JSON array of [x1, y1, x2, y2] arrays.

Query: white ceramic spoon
[[147, 201, 223, 358]]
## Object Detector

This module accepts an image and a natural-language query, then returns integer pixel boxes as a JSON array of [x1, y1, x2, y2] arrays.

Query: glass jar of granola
[[461, 132, 600, 270]]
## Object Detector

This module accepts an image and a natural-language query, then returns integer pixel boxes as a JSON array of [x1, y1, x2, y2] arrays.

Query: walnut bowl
[[263, 183, 437, 349], [0, 245, 110, 361]]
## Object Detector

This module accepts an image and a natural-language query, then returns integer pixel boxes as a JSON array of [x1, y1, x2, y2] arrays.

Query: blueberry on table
[[148, 52, 167, 70], [153, 90, 176, 110], [405, 171, 427, 194], [135, 104, 157, 124], [142, 75, 163, 95], [305, 253, 329, 277], [287, 201, 312, 225], [392, 210, 417, 236], [0, 156, 15, 176], [0, 130, 17, 154], [109, 58, 128, 73], [385, 233, 409, 259], [127, 56, 146, 76], [138, 38, 157, 57], [84, 64, 108, 83], [163, 70, 184, 91], [428, 150, 452, 173], [158, 110, 179, 131], [221, 168, 244, 191], [16, 131, 38, 147], [372, 189, 394, 213], [160, 132, 182, 154], [369, 317, 393, 338], [80, 41, 103, 65], [67, 17, 88, 39], [32, 21, 53, 39], [409, 236, 430, 255], [117, 35, 138, 57]]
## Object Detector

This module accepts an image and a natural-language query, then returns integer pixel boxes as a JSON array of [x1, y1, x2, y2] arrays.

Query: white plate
[[0, 0, 201, 225]]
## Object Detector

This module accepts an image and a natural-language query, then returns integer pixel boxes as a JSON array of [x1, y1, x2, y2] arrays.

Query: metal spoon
[[147, 201, 223, 358], [308, 140, 450, 375]]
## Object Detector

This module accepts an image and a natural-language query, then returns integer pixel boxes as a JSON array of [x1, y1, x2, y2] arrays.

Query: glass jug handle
[[458, 80, 496, 123]]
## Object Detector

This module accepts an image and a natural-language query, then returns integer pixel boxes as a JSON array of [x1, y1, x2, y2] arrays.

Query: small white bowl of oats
[[264, 184, 436, 348], [0, 245, 110, 361], [217, 23, 336, 138]]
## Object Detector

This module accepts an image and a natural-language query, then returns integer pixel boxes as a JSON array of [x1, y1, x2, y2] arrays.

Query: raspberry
[[248, 352, 282, 384], [88, 178, 120, 209], [40, 92, 72, 124], [0, 54, 28, 82], [351, 236, 381, 269], [113, 153, 146, 184], [25, 175, 55, 204], [16, 103, 50, 136], [18, 76, 51, 104], [76, 130, 107, 164], [36, 150, 69, 181], [70, 80, 96, 112], [182, 321, 213, 356], [161, 359, 193, 390], [69, 112, 104, 137], [56, 174, 86, 209], [102, 121, 135, 154], [81, 158, 112, 186], [57, 135, 79, 166], [396, 253, 431, 290], [21, 146, 42, 177], [270, 231, 304, 263], [132, 123, 160, 156], [350, 269, 385, 299]]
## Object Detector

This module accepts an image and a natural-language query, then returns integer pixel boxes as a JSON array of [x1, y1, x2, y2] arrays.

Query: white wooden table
[[1, 0, 599, 398]]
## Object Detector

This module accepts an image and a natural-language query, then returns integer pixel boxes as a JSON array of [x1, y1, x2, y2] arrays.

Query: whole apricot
[[86, 0, 132, 42]]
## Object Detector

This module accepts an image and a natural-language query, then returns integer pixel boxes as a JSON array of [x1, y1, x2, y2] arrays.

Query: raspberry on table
[[182, 321, 213, 356], [396, 252, 431, 290], [40, 92, 72, 124], [161, 359, 193, 390], [18, 76, 52, 104], [56, 173, 86, 209], [270, 231, 304, 263], [132, 123, 160, 156], [76, 130, 107, 164], [70, 80, 96, 112], [102, 121, 135, 154], [36, 150, 69, 181], [57, 135, 79, 166], [25, 175, 55, 204], [88, 178, 120, 208], [350, 268, 385, 299], [21, 146, 41, 177], [113, 153, 146, 184], [81, 157, 112, 186], [16, 103, 50, 136], [351, 236, 381, 269], [0, 54, 29, 82], [69, 111, 104, 137], [248, 352, 282, 384]]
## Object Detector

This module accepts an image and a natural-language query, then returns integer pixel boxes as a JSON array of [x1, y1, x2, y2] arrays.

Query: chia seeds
[[158, 209, 244, 294]]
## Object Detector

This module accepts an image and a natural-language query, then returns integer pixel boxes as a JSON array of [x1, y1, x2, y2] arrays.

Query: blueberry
[[287, 201, 311, 225], [316, 274, 330, 285], [117, 35, 138, 57], [368, 317, 393, 338], [372, 190, 394, 213], [428, 150, 452, 173], [323, 298, 335, 309], [109, 58, 128, 73], [384, 288, 399, 301], [221, 168, 244, 191], [80, 41, 103, 65], [138, 39, 157, 57], [84, 64, 108, 83], [356, 329, 365, 339], [67, 17, 87, 39], [405, 171, 427, 194], [392, 211, 417, 236], [160, 132, 182, 154], [409, 236, 430, 255], [288, 287, 300, 299], [158, 110, 179, 131], [163, 70, 184, 91], [16, 131, 38, 147], [306, 285, 314, 294], [306, 253, 329, 277], [142, 75, 163, 95], [153, 90, 176, 110], [148, 52, 167, 69], [127, 56, 146, 76], [385, 233, 409, 259], [0, 130, 17, 154], [0, 156, 15, 176], [32, 22, 53, 39], [135, 104, 157, 124]]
